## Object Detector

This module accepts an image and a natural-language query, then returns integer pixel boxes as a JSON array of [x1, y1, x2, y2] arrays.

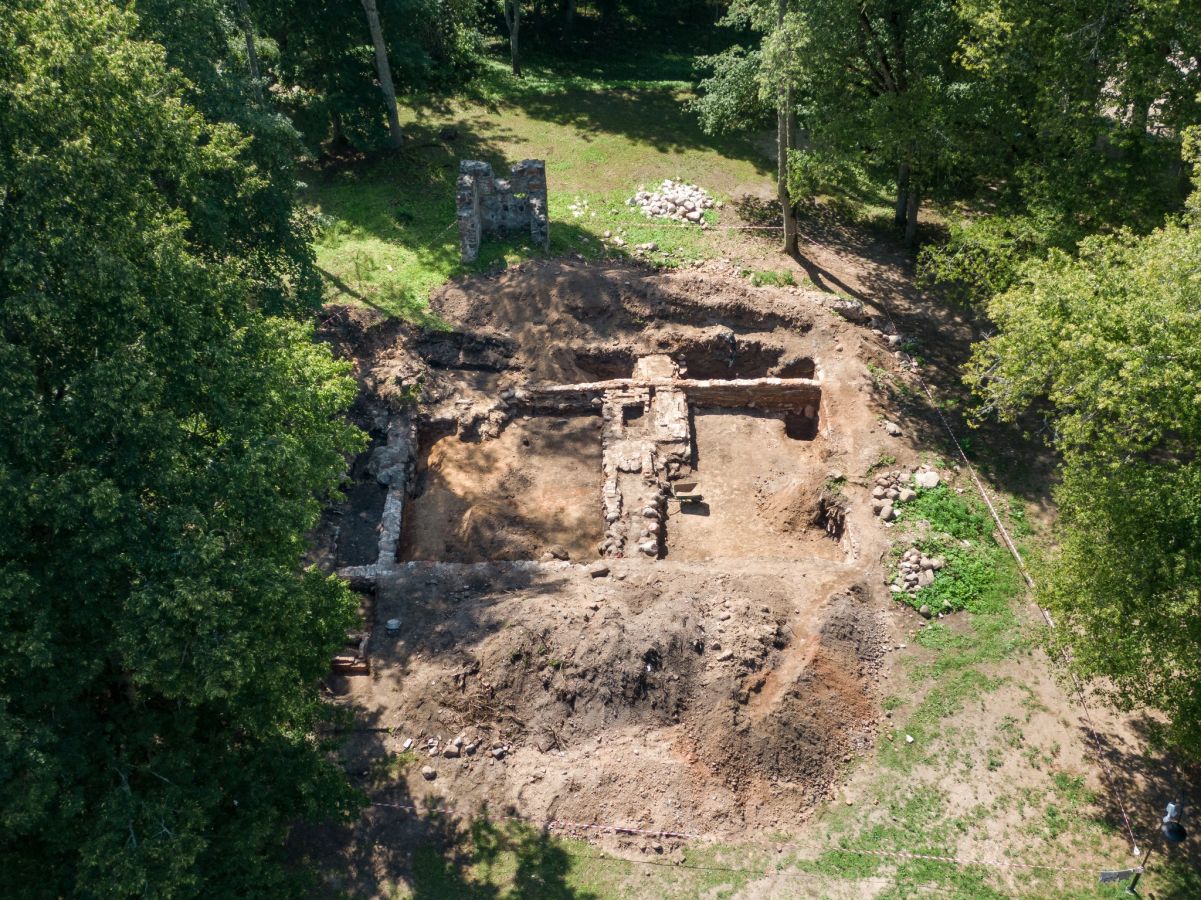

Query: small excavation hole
[[784, 410, 819, 441], [775, 357, 816, 379]]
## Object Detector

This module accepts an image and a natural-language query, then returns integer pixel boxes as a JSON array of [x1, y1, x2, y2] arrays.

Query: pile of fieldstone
[[871, 466, 940, 522], [894, 547, 945, 597], [627, 180, 717, 224]]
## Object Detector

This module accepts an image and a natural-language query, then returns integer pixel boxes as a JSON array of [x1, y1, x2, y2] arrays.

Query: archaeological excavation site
[[310, 258, 928, 858]]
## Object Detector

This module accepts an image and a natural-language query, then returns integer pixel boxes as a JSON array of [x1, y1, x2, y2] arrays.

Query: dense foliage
[[966, 202, 1201, 752], [255, 0, 485, 152], [918, 0, 1201, 301], [0, 2, 364, 894]]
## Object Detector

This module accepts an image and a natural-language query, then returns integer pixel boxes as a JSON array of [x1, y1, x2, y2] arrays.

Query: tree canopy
[[966, 141, 1201, 753], [0, 2, 363, 894]]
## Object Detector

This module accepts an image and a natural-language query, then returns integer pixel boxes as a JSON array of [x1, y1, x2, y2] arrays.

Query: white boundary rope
[[870, 291, 1143, 856]]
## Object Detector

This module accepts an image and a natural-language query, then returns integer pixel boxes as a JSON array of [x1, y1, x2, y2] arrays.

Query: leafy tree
[[131, 0, 322, 316], [691, 1, 800, 251], [919, 0, 1201, 302], [361, 0, 406, 147], [691, 46, 771, 135], [965, 139, 1201, 754], [0, 2, 364, 894], [257, 0, 483, 152], [695, 0, 986, 246]]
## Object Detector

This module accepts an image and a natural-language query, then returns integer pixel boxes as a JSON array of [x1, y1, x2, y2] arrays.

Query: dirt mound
[[760, 479, 848, 537], [690, 592, 883, 798], [427, 259, 821, 384], [760, 479, 821, 533], [343, 562, 888, 837], [448, 598, 705, 749]]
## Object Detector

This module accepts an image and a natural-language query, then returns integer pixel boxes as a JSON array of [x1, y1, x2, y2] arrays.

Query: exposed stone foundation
[[457, 159, 550, 263]]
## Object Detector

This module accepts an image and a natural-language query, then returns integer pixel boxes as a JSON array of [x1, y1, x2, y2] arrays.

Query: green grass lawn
[[303, 48, 775, 321]]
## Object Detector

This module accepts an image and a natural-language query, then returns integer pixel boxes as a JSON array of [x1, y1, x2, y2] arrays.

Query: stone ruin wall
[[457, 159, 550, 263]]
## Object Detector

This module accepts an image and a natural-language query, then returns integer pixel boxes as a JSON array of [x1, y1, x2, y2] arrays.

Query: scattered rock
[[491, 747, 507, 760], [915, 471, 940, 489], [546, 545, 570, 561], [883, 421, 902, 437], [586, 560, 610, 578], [421, 766, 437, 780], [898, 488, 916, 503], [832, 299, 868, 323], [443, 745, 461, 759], [919, 605, 932, 619]]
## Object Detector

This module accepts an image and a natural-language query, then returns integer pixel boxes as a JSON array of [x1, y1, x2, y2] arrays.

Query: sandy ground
[[301, 257, 1200, 897], [402, 413, 604, 563]]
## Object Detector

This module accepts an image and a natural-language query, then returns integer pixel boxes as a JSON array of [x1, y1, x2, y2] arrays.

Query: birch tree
[[361, 0, 405, 147]]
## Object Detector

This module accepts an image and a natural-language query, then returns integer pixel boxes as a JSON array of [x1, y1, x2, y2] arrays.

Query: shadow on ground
[[728, 197, 1060, 509], [1081, 715, 1201, 897]]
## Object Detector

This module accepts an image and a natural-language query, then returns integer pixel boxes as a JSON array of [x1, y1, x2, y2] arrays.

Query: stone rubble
[[872, 468, 951, 595], [627, 179, 717, 225]]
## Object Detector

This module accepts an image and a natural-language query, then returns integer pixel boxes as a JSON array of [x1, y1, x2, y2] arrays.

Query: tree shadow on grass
[[411, 811, 598, 900], [405, 43, 773, 177], [1075, 715, 1201, 898]]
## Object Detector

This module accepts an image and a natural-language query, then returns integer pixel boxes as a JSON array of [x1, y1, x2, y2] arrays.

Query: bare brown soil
[[307, 258, 960, 890], [666, 409, 842, 562], [401, 414, 604, 562]]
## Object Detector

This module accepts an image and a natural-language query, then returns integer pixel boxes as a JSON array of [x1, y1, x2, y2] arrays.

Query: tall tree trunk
[[234, 0, 263, 104], [361, 0, 404, 148], [504, 0, 522, 76], [894, 162, 910, 228], [778, 93, 797, 254], [776, 0, 797, 255], [904, 186, 920, 247], [330, 109, 348, 152], [562, 0, 575, 37]]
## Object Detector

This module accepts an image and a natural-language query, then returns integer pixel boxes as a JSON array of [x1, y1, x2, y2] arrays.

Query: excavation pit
[[571, 341, 815, 383], [319, 260, 892, 855], [665, 408, 838, 561], [400, 413, 604, 563], [333, 436, 390, 568]]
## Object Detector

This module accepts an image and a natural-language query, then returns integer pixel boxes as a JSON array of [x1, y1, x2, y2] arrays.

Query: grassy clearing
[[394, 817, 782, 898], [781, 480, 1170, 898], [302, 48, 775, 322], [889, 483, 1024, 616]]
